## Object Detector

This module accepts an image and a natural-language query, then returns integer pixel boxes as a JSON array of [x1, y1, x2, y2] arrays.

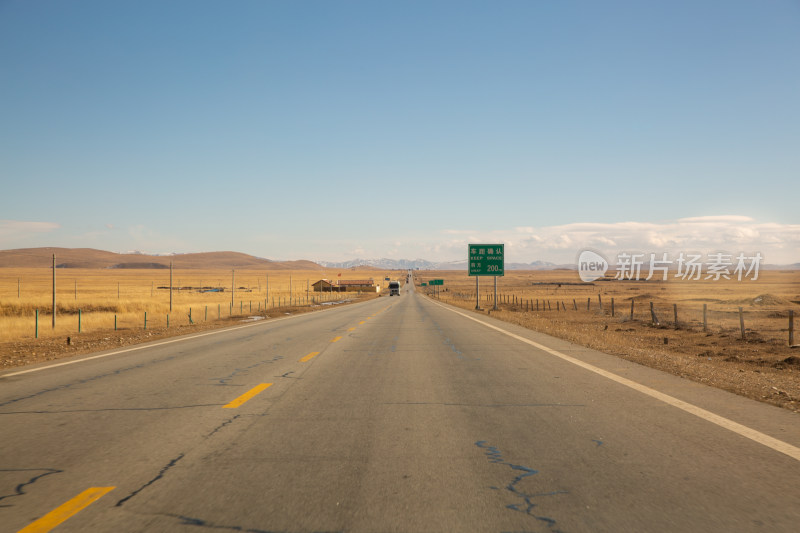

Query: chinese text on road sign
[[469, 244, 504, 276]]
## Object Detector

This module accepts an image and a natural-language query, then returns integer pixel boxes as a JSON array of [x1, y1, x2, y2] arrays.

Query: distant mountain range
[[2, 248, 796, 272], [318, 257, 800, 271], [0, 248, 321, 270], [316, 258, 570, 270]]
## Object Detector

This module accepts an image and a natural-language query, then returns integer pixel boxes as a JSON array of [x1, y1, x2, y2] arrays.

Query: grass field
[[0, 267, 399, 341], [417, 269, 799, 344]]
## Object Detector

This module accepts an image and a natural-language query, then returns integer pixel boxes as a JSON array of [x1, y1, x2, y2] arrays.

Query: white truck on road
[[389, 281, 401, 296]]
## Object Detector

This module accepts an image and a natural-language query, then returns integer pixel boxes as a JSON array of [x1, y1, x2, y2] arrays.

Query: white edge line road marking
[[1, 302, 368, 379], [430, 299, 800, 462]]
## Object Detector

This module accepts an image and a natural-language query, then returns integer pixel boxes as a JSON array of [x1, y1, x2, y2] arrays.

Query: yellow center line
[[223, 383, 272, 408], [18, 486, 115, 533], [358, 321, 366, 325], [347, 327, 356, 332], [300, 351, 320, 363], [331, 336, 342, 343]]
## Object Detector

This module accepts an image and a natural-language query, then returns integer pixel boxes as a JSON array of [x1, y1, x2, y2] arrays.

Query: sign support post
[[468, 244, 504, 311], [494, 276, 498, 310]]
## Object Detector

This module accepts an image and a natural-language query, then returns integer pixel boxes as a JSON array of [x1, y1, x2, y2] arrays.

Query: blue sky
[[2, 1, 799, 263]]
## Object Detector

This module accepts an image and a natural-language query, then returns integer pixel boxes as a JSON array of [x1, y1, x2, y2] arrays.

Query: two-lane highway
[[2, 284, 800, 532]]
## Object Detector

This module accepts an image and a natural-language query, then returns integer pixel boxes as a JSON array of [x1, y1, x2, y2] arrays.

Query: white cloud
[[677, 215, 754, 223], [424, 216, 800, 264]]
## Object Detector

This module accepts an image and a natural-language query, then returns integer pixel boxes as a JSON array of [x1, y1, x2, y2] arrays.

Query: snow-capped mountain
[[316, 258, 565, 270]]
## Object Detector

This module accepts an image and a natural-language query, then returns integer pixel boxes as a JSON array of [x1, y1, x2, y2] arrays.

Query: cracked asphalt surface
[[2, 283, 800, 532]]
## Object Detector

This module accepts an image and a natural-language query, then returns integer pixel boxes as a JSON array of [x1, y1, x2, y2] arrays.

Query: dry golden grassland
[[0, 267, 396, 343], [417, 269, 800, 411]]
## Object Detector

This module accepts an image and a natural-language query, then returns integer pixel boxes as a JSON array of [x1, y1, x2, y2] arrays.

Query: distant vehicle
[[389, 281, 401, 296]]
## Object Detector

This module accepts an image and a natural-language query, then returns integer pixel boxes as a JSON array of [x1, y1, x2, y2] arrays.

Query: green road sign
[[421, 282, 428, 286], [429, 279, 444, 286], [468, 244, 504, 276]]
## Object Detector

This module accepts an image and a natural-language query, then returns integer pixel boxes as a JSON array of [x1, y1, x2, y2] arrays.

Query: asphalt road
[[2, 281, 800, 532]]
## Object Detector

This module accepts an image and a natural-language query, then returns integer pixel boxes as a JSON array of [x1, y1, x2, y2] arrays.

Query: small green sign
[[468, 243, 504, 276], [421, 282, 428, 286], [429, 279, 444, 286]]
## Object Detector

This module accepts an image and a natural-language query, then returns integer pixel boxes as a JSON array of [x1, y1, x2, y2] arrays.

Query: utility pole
[[231, 270, 235, 310], [170, 261, 173, 312], [52, 254, 56, 328]]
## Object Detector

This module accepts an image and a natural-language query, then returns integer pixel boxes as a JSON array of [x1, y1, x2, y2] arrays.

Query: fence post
[[35, 309, 39, 338], [573, 299, 577, 311], [703, 304, 707, 331], [78, 309, 82, 333], [167, 314, 170, 328], [598, 294, 602, 309], [790, 310, 794, 346], [205, 306, 208, 321], [611, 298, 615, 317], [114, 314, 117, 331], [144, 311, 147, 330], [673, 303, 678, 329], [630, 300, 635, 320], [650, 302, 659, 325], [739, 307, 745, 340], [587, 297, 591, 311]]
